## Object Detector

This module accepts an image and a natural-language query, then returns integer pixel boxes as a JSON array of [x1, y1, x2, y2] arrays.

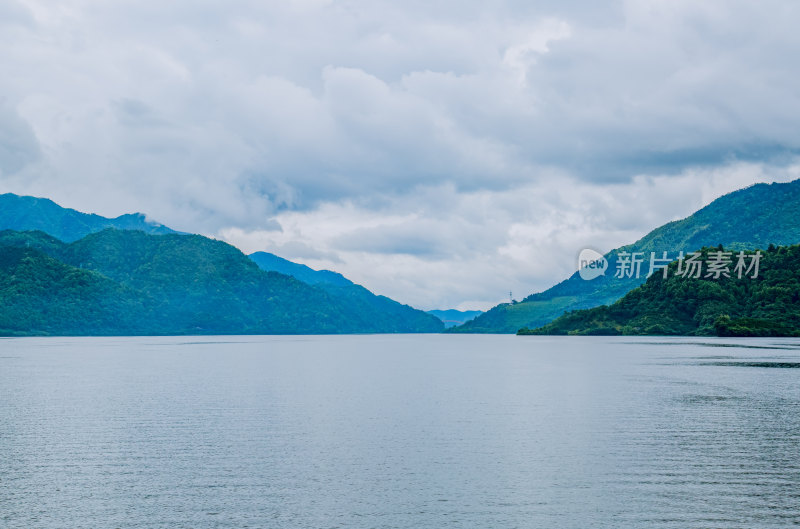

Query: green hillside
[[520, 245, 800, 337], [0, 229, 443, 335], [454, 179, 800, 333], [0, 246, 150, 336]]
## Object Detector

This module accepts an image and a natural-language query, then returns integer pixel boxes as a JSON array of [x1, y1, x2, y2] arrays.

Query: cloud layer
[[2, 0, 799, 308]]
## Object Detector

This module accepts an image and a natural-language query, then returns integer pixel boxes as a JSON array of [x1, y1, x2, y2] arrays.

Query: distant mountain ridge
[[0, 193, 176, 242], [0, 229, 443, 335], [249, 251, 353, 287], [454, 179, 800, 333], [426, 309, 483, 328]]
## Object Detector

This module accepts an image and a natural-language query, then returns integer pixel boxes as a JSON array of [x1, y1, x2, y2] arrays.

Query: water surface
[[1, 335, 799, 528]]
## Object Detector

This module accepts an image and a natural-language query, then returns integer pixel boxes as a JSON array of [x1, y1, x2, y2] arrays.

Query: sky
[[2, 0, 800, 310]]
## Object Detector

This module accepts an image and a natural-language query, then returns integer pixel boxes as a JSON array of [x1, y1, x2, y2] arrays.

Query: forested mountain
[[519, 245, 800, 336], [0, 194, 444, 334], [0, 193, 176, 241], [454, 179, 800, 333], [0, 229, 443, 335], [0, 245, 150, 335]]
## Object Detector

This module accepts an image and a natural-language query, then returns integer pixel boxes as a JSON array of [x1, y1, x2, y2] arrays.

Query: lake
[[1, 335, 799, 528]]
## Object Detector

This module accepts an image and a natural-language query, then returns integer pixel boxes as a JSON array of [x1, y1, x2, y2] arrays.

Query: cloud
[[0, 0, 33, 28], [1, 0, 799, 308], [220, 161, 800, 309], [0, 100, 40, 177]]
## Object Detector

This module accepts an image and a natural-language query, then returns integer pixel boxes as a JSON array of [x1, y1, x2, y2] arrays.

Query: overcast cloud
[[2, 0, 799, 309]]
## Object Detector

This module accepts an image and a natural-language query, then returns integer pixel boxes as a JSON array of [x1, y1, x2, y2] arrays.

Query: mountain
[[453, 179, 800, 333], [249, 251, 353, 287], [0, 229, 443, 335], [248, 251, 444, 332], [426, 309, 483, 328], [0, 193, 443, 334], [0, 193, 176, 242], [519, 245, 800, 336], [0, 245, 150, 336]]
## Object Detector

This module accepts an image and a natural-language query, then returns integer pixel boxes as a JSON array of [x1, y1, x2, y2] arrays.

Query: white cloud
[[219, 161, 800, 310], [0, 100, 40, 177]]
